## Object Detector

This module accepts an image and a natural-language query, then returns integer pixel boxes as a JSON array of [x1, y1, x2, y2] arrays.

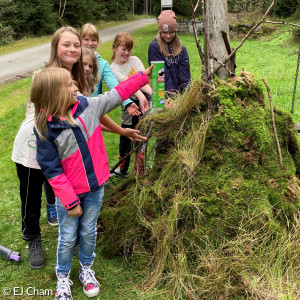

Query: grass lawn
[[0, 22, 299, 299]]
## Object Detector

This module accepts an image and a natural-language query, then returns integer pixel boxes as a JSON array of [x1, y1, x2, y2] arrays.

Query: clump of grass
[[99, 71, 300, 299]]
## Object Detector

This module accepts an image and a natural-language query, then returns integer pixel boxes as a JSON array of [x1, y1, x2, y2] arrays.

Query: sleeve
[[26, 98, 34, 117], [111, 63, 128, 82], [91, 54, 103, 97], [132, 56, 145, 71], [114, 71, 149, 101], [101, 58, 119, 90], [103, 60, 133, 108], [178, 46, 191, 93], [93, 56, 133, 108], [88, 71, 149, 118], [148, 40, 165, 66], [35, 133, 80, 210]]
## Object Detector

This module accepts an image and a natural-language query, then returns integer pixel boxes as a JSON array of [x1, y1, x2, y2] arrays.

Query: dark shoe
[[28, 236, 45, 269], [46, 203, 58, 227]]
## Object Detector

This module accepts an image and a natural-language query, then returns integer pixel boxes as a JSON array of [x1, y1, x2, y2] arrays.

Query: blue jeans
[[55, 186, 104, 275]]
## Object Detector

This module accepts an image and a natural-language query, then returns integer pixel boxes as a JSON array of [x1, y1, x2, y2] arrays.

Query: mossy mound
[[99, 72, 300, 299]]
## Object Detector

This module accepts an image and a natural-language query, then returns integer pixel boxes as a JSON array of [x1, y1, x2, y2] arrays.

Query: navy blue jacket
[[148, 38, 191, 95]]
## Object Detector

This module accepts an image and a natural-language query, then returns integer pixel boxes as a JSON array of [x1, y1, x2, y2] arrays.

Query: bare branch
[[264, 20, 300, 27], [58, 0, 67, 19], [202, 0, 209, 83], [194, 0, 200, 12], [58, 0, 61, 17], [262, 78, 283, 166], [211, 56, 235, 76], [209, 56, 215, 90], [189, 0, 205, 64], [214, 0, 275, 74]]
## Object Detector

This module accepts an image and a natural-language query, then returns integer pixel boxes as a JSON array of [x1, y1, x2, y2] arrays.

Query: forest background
[[0, 0, 300, 45]]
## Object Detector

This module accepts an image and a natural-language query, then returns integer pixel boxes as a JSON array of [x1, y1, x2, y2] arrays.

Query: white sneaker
[[79, 262, 100, 297], [55, 274, 73, 300], [110, 167, 129, 178]]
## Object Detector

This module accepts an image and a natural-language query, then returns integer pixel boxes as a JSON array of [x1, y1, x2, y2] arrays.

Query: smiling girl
[[11, 26, 146, 276], [82, 47, 99, 95], [46, 27, 87, 95], [80, 23, 143, 116], [148, 10, 191, 96], [32, 65, 152, 299], [110, 32, 152, 175]]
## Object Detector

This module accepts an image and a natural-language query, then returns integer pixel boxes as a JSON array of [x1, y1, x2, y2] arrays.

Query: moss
[[98, 72, 300, 298]]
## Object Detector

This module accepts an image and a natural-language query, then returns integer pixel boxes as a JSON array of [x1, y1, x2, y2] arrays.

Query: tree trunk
[[206, 0, 231, 80], [145, 0, 148, 15]]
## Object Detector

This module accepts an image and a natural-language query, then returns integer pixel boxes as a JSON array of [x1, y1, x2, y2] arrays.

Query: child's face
[[83, 54, 93, 77], [114, 45, 132, 64], [160, 31, 176, 43], [82, 35, 99, 51], [57, 32, 81, 71], [68, 78, 78, 103]]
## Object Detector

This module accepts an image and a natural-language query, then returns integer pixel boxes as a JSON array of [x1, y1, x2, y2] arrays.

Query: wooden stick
[[109, 125, 153, 176], [262, 78, 283, 166], [211, 56, 235, 76], [264, 20, 300, 27], [202, 0, 210, 84], [214, 0, 275, 74], [189, 0, 205, 66]]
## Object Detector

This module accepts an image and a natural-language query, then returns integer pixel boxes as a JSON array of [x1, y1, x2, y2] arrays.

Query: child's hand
[[164, 99, 174, 109], [144, 64, 154, 78], [139, 97, 149, 114], [122, 128, 147, 142], [126, 103, 141, 116], [68, 204, 82, 217]]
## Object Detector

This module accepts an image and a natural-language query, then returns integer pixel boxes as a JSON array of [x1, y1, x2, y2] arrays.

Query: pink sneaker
[[55, 274, 73, 300], [79, 262, 100, 297]]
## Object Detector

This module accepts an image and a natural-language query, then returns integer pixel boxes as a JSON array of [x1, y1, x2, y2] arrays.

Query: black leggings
[[16, 163, 55, 241], [119, 116, 142, 173]]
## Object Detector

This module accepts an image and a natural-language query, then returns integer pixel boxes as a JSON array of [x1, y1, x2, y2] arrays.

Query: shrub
[[292, 27, 300, 43], [3, 0, 56, 39], [0, 24, 14, 45]]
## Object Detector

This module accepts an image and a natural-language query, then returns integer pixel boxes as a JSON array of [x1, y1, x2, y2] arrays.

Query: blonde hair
[[111, 32, 134, 62], [156, 32, 182, 57], [80, 23, 100, 43], [31, 68, 78, 140], [82, 47, 99, 95], [45, 26, 87, 96]]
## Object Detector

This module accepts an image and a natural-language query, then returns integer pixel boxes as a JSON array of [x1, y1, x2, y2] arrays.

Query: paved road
[[0, 19, 156, 85]]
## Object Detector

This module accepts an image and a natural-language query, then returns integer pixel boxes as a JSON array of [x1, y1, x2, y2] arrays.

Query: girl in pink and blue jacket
[[32, 66, 152, 299]]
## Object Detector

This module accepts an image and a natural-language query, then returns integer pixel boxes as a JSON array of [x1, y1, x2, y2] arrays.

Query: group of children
[[11, 10, 191, 300]]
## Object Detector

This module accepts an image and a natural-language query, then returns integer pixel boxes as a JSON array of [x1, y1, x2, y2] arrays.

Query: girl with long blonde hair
[[11, 26, 144, 276], [148, 10, 191, 96], [31, 66, 151, 299], [46, 26, 87, 96], [82, 47, 99, 95]]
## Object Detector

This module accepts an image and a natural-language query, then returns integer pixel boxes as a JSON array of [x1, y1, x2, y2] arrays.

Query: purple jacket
[[35, 71, 148, 210], [148, 38, 191, 95]]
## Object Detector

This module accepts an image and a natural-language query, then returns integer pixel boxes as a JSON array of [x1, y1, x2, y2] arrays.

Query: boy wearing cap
[[148, 10, 191, 96]]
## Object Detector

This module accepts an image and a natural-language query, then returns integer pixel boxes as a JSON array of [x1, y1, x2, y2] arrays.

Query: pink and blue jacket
[[35, 71, 148, 210]]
